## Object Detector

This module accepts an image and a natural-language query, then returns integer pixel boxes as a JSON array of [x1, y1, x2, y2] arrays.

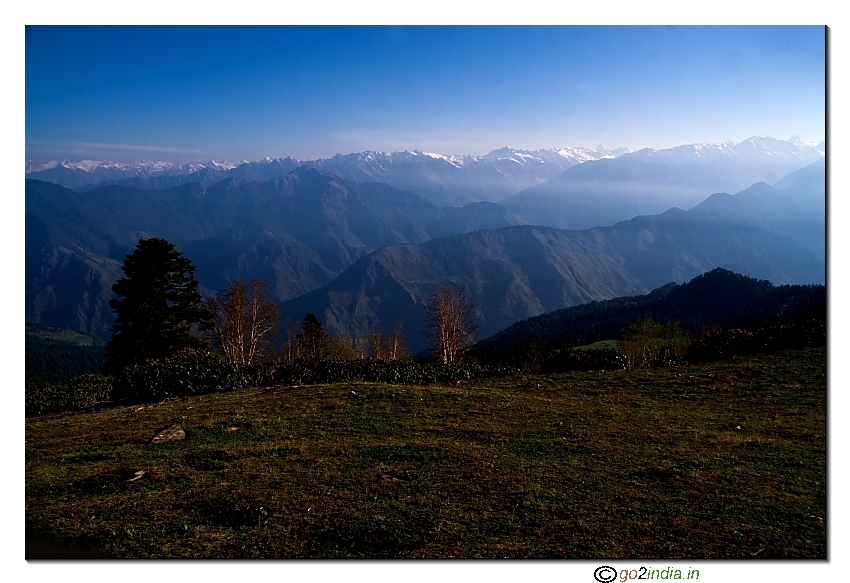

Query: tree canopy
[[106, 237, 210, 371], [297, 313, 331, 359]]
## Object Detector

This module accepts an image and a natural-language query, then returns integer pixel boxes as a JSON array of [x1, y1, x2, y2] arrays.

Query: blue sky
[[25, 25, 825, 163]]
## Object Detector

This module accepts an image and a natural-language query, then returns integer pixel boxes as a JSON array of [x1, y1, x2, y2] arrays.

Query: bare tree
[[424, 284, 477, 364], [205, 278, 281, 365], [367, 323, 385, 360], [282, 318, 299, 362], [365, 322, 409, 361], [386, 323, 409, 361], [354, 335, 369, 360]]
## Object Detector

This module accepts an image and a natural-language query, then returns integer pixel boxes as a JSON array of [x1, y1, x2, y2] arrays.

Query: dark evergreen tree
[[296, 313, 330, 359], [106, 237, 211, 371]]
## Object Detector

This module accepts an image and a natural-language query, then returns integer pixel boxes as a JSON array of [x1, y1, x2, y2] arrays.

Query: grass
[[25, 347, 826, 558], [573, 339, 620, 350], [26, 324, 104, 347]]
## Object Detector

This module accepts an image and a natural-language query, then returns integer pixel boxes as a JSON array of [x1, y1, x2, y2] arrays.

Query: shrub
[[687, 327, 755, 363], [541, 348, 628, 373], [113, 348, 250, 404], [28, 352, 512, 414], [245, 358, 495, 387], [618, 319, 690, 369], [687, 319, 825, 363], [752, 319, 826, 352], [26, 373, 113, 417]]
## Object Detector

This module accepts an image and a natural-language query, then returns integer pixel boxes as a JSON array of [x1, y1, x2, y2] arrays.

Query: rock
[[151, 425, 185, 444], [125, 470, 146, 482]]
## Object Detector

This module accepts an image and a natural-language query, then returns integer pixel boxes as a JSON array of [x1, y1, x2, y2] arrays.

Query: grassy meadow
[[25, 347, 826, 559]]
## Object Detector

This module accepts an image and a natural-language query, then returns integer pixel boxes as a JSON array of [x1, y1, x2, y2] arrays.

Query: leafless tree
[[385, 323, 409, 361], [282, 318, 299, 362], [366, 322, 409, 360], [205, 278, 281, 365], [367, 323, 385, 360], [354, 335, 369, 360], [424, 284, 477, 364]]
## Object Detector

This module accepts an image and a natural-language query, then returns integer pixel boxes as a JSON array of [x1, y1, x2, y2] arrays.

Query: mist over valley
[[26, 136, 825, 348]]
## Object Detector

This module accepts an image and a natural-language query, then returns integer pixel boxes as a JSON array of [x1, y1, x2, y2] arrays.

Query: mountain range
[[25, 136, 825, 350], [27, 145, 629, 206], [27, 136, 821, 209], [281, 202, 823, 353], [501, 136, 824, 230], [26, 168, 530, 335]]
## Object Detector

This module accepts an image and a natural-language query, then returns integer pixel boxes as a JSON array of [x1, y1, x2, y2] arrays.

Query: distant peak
[[485, 146, 516, 157]]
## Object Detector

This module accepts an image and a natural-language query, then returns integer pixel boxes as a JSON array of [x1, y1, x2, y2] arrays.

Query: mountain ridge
[[25, 168, 529, 335], [28, 136, 822, 209], [281, 212, 823, 353], [25, 153, 825, 342], [472, 267, 826, 366], [501, 139, 824, 230]]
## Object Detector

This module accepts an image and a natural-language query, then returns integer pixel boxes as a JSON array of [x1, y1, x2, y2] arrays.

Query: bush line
[[25, 319, 825, 417]]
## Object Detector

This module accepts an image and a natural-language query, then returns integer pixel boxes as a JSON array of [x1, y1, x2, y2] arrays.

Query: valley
[[26, 137, 826, 346], [22, 23, 828, 567]]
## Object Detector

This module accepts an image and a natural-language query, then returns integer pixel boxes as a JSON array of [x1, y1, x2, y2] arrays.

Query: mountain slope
[[25, 169, 527, 336], [501, 156, 703, 229], [473, 267, 826, 365], [281, 209, 823, 353], [502, 137, 824, 230], [629, 135, 823, 193], [26, 154, 825, 341], [687, 157, 825, 259]]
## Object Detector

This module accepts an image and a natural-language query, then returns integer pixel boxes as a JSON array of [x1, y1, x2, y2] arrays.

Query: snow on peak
[[552, 145, 631, 162], [421, 151, 454, 163], [25, 160, 61, 173]]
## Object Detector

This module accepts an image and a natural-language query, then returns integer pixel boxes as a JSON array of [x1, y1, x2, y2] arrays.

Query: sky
[[25, 25, 826, 164]]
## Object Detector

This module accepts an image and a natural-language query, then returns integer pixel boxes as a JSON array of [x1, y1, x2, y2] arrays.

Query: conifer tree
[[106, 237, 210, 371], [296, 313, 330, 359]]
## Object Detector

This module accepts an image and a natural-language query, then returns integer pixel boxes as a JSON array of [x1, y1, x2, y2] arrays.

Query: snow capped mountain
[[24, 158, 238, 188], [625, 136, 823, 195], [26, 159, 162, 174], [633, 136, 823, 164], [294, 147, 610, 205], [418, 150, 464, 167], [25, 137, 823, 207], [787, 135, 824, 150], [202, 160, 238, 171], [731, 135, 823, 162], [25, 160, 62, 173]]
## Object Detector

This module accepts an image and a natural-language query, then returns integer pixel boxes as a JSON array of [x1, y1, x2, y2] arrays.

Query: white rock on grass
[[151, 425, 185, 444]]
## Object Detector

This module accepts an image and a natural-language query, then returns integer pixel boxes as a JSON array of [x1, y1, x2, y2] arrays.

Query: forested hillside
[[472, 268, 825, 366], [25, 325, 108, 387]]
